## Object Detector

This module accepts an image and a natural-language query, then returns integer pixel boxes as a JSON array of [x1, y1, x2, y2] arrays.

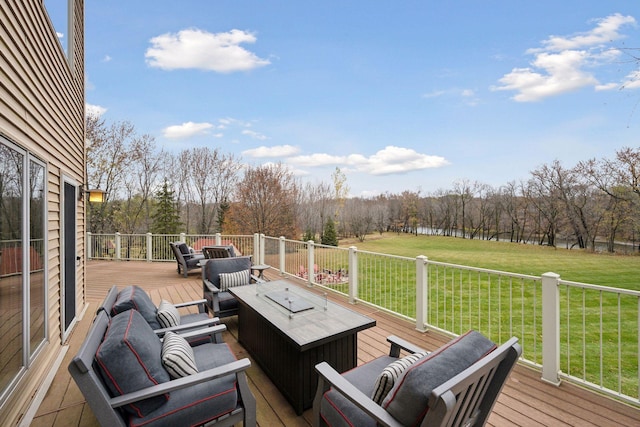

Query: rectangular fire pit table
[[229, 279, 376, 415]]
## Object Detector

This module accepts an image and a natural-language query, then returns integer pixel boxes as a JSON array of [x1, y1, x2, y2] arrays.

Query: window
[[0, 137, 47, 399]]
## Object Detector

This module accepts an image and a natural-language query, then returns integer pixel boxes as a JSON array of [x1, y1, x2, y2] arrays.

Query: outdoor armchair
[[99, 285, 220, 344], [202, 244, 237, 259], [69, 309, 256, 427], [169, 241, 205, 277], [313, 331, 521, 427], [202, 256, 262, 319]]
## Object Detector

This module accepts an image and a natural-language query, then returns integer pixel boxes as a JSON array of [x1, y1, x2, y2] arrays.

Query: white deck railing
[[86, 232, 640, 406]]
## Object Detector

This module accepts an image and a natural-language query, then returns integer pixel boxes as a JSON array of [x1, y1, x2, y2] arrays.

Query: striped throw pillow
[[161, 331, 198, 379], [157, 300, 180, 328], [219, 269, 250, 291], [371, 351, 429, 404]]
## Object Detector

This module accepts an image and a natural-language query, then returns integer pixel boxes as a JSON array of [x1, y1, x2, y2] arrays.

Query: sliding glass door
[[0, 137, 47, 399]]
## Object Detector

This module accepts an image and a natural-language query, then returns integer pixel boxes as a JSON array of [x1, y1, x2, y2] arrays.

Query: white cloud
[[56, 32, 64, 39], [85, 104, 107, 117], [242, 129, 269, 140], [162, 121, 214, 139], [493, 14, 637, 102], [287, 146, 449, 176], [621, 70, 640, 90], [242, 145, 301, 158], [532, 14, 636, 53], [422, 90, 446, 98], [351, 146, 449, 175], [102, 55, 112, 62], [145, 28, 270, 73]]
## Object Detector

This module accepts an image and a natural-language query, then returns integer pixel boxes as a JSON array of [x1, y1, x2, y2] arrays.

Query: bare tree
[[184, 147, 242, 234], [344, 198, 373, 241], [229, 163, 299, 238], [86, 118, 136, 232]]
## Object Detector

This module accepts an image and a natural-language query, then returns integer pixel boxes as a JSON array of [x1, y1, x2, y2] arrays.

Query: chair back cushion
[[203, 245, 236, 259], [219, 269, 251, 291], [204, 256, 252, 288], [111, 285, 161, 329], [382, 330, 496, 426], [95, 309, 170, 417], [177, 242, 190, 255]]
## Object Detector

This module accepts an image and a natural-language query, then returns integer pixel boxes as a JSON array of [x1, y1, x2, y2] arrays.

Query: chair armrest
[[154, 318, 221, 336], [387, 335, 427, 357], [203, 279, 221, 294], [173, 298, 208, 309], [110, 358, 251, 408], [315, 362, 402, 427], [168, 324, 227, 342]]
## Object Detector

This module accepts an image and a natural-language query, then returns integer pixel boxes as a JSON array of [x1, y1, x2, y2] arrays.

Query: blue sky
[[50, 1, 640, 197]]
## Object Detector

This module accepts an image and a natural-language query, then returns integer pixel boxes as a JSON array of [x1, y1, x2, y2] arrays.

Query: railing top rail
[[558, 278, 640, 296], [353, 248, 415, 261], [427, 259, 541, 281]]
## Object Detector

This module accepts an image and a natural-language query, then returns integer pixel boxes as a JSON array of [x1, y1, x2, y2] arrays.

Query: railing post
[[279, 236, 286, 275], [87, 232, 92, 259], [348, 246, 358, 304], [216, 233, 222, 245], [260, 233, 266, 265], [542, 272, 561, 386], [115, 232, 121, 261], [180, 232, 186, 243], [146, 233, 153, 262], [253, 233, 260, 263], [416, 255, 428, 332], [307, 240, 315, 287]]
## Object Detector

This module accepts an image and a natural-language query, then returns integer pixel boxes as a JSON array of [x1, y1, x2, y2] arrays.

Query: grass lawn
[[340, 233, 640, 291], [335, 233, 640, 399]]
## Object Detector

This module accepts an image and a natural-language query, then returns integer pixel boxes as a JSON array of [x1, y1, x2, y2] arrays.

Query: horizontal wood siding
[[0, 1, 85, 425]]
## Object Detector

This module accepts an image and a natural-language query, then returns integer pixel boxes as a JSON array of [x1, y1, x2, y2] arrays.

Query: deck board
[[30, 260, 640, 427]]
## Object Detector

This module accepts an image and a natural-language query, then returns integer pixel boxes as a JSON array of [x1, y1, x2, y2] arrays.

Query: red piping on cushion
[[129, 386, 238, 427], [123, 311, 161, 386]]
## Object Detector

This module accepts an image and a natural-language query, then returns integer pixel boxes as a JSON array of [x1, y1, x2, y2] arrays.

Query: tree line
[[86, 115, 640, 253]]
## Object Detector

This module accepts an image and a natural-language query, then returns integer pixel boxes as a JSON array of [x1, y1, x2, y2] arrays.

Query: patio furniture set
[[69, 251, 521, 426]]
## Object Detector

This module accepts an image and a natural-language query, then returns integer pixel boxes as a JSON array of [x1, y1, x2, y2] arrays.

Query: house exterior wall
[[0, 1, 86, 425]]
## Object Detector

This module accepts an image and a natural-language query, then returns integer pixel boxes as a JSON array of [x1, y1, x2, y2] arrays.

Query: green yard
[[341, 233, 640, 290]]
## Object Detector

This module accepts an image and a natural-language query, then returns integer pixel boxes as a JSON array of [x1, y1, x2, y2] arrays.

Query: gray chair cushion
[[217, 291, 238, 312], [129, 342, 240, 427], [111, 285, 161, 330], [382, 330, 496, 426], [320, 356, 396, 427], [95, 309, 170, 417], [178, 243, 190, 254]]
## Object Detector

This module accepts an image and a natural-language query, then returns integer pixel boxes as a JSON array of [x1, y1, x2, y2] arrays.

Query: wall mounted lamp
[[79, 185, 105, 203]]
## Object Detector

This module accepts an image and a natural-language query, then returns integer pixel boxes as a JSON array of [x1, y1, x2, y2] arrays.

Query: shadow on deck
[[29, 260, 640, 427]]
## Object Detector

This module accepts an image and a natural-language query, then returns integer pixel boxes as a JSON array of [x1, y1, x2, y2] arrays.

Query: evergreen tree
[[302, 228, 315, 242], [150, 181, 182, 234], [321, 217, 338, 246]]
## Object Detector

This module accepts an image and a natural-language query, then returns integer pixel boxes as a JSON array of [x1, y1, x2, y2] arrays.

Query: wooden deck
[[30, 260, 640, 427]]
